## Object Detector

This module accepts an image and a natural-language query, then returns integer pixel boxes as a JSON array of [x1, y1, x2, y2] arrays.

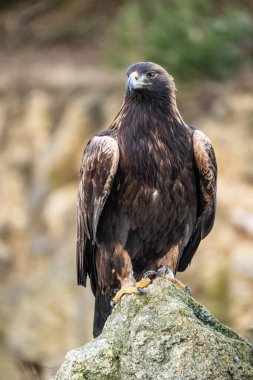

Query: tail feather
[[77, 238, 97, 296], [76, 238, 87, 287], [93, 290, 112, 337]]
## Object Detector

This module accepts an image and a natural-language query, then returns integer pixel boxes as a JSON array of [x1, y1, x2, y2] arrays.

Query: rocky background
[[0, 1, 253, 379]]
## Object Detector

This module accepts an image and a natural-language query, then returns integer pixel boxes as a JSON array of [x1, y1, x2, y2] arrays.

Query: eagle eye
[[146, 71, 157, 79]]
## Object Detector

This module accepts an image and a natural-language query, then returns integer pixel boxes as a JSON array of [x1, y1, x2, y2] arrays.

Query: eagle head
[[125, 62, 176, 98]]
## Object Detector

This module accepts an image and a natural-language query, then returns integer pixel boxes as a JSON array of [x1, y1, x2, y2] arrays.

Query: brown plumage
[[77, 62, 217, 337]]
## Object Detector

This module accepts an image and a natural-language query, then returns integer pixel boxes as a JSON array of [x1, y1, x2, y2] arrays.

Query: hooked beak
[[127, 71, 151, 93]]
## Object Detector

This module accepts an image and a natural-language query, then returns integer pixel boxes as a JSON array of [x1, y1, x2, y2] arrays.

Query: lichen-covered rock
[[55, 279, 253, 380]]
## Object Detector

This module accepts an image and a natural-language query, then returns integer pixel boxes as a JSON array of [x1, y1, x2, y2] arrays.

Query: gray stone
[[55, 278, 253, 380]]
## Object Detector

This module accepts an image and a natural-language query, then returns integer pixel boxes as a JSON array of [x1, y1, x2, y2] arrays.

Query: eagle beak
[[127, 71, 151, 93], [127, 71, 139, 93]]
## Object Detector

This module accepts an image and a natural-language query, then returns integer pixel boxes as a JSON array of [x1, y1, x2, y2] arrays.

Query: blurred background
[[0, 0, 253, 379]]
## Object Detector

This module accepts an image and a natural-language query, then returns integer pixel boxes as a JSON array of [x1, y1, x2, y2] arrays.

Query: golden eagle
[[77, 62, 217, 337]]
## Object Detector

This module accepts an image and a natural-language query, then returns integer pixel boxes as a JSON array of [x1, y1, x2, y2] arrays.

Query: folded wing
[[178, 130, 217, 271], [77, 135, 119, 286]]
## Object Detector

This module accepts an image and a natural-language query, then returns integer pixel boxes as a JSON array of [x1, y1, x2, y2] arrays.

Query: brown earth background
[[0, 1, 253, 379]]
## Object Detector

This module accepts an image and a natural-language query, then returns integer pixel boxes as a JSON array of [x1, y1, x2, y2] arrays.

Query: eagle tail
[[76, 240, 87, 287], [93, 289, 112, 337], [77, 238, 98, 298]]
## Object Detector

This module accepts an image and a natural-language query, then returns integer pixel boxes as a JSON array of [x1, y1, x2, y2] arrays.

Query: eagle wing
[[77, 135, 119, 287], [178, 129, 217, 271]]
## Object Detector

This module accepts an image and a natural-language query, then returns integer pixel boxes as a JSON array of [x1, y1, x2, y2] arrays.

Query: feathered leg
[[111, 243, 151, 306]]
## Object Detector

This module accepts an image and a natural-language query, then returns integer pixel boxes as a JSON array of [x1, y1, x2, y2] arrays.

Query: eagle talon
[[185, 285, 192, 296], [171, 279, 192, 296], [137, 287, 148, 294], [155, 266, 192, 296], [143, 270, 158, 280]]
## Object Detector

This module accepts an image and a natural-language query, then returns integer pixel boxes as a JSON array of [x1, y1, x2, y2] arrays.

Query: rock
[[55, 279, 253, 380]]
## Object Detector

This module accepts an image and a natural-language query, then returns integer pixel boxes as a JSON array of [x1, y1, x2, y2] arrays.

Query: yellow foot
[[157, 267, 192, 296], [111, 277, 152, 307], [135, 277, 151, 290]]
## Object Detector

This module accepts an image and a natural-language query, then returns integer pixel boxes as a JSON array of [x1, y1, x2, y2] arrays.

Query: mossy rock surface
[[55, 278, 253, 380]]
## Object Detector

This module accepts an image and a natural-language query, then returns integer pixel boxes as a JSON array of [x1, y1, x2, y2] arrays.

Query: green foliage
[[107, 0, 253, 81]]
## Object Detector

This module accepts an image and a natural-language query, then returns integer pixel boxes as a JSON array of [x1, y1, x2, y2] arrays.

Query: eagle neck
[[110, 94, 186, 136], [109, 95, 191, 189]]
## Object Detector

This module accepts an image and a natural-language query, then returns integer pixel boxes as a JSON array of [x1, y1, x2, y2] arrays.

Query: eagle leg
[[111, 277, 152, 307], [157, 266, 192, 296], [111, 243, 154, 307]]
